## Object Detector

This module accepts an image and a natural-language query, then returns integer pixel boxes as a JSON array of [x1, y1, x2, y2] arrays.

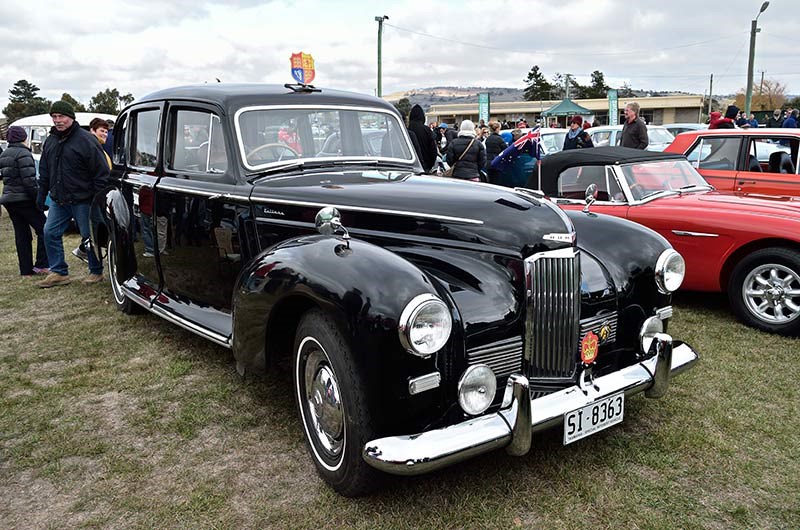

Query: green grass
[[0, 210, 798, 529]]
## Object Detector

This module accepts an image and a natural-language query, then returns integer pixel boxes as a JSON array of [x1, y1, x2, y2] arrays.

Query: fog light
[[458, 364, 496, 415], [640, 316, 664, 355]]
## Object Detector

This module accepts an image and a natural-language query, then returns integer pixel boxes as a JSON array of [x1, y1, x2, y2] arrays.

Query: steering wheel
[[247, 143, 299, 161], [627, 182, 644, 199]]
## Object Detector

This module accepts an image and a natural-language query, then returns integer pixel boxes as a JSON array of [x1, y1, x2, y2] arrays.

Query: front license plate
[[563, 393, 624, 445]]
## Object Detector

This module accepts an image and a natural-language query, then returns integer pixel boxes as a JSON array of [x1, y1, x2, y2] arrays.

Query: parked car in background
[[665, 128, 799, 196], [10, 112, 117, 158], [663, 123, 707, 136], [532, 146, 800, 336], [91, 84, 698, 496], [498, 127, 566, 156], [586, 125, 675, 152]]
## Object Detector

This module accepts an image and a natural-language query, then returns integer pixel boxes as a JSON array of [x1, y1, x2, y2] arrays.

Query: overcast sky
[[2, 0, 799, 111]]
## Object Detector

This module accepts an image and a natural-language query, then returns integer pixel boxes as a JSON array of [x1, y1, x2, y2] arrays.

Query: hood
[[409, 104, 426, 123], [251, 171, 575, 257]]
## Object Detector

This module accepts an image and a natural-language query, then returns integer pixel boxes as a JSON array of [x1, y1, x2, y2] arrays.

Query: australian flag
[[490, 127, 543, 172]]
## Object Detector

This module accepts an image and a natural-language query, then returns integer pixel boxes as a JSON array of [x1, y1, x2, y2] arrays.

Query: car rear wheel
[[293, 309, 379, 496], [108, 239, 140, 315], [729, 247, 800, 335]]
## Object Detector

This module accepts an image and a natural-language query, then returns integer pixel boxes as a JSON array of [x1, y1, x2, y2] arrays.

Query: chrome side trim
[[155, 184, 250, 202], [147, 303, 232, 349], [671, 230, 719, 238], [250, 196, 484, 225], [408, 373, 441, 395], [363, 339, 699, 476]]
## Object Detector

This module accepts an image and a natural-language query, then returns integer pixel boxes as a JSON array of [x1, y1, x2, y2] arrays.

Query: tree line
[[2, 79, 134, 124], [522, 66, 625, 101]]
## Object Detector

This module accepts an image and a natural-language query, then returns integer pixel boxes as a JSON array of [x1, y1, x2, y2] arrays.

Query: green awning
[[541, 98, 592, 117]]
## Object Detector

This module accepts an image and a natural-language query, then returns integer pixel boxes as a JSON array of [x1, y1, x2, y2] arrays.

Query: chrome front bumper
[[363, 335, 698, 476]]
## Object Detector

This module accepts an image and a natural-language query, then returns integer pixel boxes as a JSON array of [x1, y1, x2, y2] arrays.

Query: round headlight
[[655, 249, 685, 294], [639, 316, 664, 355], [458, 364, 497, 415], [398, 294, 453, 357]]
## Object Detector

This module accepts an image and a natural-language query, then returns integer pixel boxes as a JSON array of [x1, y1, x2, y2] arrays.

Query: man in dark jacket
[[37, 100, 110, 288], [0, 126, 49, 276], [407, 105, 437, 172], [620, 101, 649, 149], [767, 109, 784, 128]]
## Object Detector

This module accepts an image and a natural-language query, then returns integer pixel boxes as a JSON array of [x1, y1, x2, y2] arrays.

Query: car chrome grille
[[525, 248, 580, 379], [466, 337, 523, 377]]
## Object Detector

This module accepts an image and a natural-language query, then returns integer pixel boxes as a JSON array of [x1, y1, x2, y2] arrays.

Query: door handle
[[738, 180, 756, 185]]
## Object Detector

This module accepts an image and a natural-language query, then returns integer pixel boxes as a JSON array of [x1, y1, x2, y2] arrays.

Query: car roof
[[134, 83, 398, 115], [678, 127, 800, 136], [533, 146, 686, 193]]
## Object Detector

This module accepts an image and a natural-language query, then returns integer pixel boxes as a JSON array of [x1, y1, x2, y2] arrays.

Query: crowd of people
[[0, 101, 112, 286], [402, 100, 651, 184], [708, 104, 800, 130]]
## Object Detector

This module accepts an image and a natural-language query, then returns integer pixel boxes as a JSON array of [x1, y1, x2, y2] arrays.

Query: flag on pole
[[490, 127, 543, 172]]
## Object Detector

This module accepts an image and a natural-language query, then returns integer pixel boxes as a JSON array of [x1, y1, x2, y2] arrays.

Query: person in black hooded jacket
[[407, 104, 437, 172], [0, 126, 49, 276]]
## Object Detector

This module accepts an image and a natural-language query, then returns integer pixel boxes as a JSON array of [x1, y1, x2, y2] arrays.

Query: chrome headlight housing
[[458, 364, 496, 415], [398, 294, 452, 357], [639, 316, 664, 355], [655, 249, 685, 294]]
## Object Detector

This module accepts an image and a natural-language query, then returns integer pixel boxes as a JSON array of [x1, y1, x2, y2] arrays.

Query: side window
[[688, 138, 739, 171], [132, 109, 160, 168], [171, 110, 228, 174], [112, 114, 127, 165], [749, 137, 797, 174], [592, 131, 611, 147], [558, 166, 613, 201]]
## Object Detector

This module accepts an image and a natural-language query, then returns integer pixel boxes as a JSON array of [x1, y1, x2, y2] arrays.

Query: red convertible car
[[664, 128, 800, 196], [530, 147, 800, 336]]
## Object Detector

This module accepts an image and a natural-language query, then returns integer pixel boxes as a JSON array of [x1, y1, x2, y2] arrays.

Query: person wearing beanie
[[563, 115, 594, 150], [484, 120, 508, 184], [36, 100, 110, 288], [445, 119, 486, 181], [0, 126, 49, 276], [621, 102, 649, 149], [407, 105, 437, 172]]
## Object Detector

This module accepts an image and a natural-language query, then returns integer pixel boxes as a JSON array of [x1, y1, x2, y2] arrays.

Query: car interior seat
[[747, 155, 762, 172], [768, 151, 795, 174]]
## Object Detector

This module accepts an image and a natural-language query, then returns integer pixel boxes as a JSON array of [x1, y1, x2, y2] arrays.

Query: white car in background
[[663, 123, 707, 136], [498, 127, 567, 156], [586, 124, 675, 152]]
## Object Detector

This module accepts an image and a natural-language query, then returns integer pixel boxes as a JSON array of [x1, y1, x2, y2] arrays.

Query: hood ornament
[[315, 206, 351, 249]]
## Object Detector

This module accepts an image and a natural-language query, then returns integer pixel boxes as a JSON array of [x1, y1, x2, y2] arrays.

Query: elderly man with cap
[[36, 100, 110, 288], [0, 125, 49, 276]]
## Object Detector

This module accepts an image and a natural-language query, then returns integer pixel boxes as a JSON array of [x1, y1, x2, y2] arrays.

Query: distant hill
[[383, 86, 526, 110]]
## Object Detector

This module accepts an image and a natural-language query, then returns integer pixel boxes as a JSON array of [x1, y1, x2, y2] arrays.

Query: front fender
[[232, 235, 441, 375]]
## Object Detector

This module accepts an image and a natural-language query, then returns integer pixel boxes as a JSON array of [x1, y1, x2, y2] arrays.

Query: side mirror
[[315, 206, 343, 236], [583, 183, 598, 213]]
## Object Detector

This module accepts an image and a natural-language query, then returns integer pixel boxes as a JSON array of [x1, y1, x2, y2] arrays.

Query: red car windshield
[[620, 159, 712, 201]]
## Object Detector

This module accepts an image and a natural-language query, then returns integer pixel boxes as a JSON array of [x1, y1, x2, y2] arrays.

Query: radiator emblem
[[580, 331, 599, 364], [598, 322, 612, 344]]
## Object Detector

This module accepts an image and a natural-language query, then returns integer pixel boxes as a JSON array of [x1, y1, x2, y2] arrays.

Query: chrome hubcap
[[303, 348, 344, 460], [742, 263, 800, 324]]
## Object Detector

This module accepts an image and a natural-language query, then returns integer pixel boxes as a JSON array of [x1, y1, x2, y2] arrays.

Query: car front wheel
[[293, 309, 379, 496], [729, 247, 800, 335]]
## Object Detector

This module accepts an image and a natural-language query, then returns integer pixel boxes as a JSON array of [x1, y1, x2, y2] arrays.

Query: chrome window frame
[[233, 104, 418, 172]]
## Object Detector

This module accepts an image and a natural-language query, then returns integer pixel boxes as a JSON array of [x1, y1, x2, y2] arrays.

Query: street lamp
[[375, 15, 389, 97], [745, 1, 769, 116]]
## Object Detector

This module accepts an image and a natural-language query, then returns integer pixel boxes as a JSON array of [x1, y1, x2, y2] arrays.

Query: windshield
[[236, 107, 414, 170], [647, 128, 675, 144], [619, 159, 711, 201]]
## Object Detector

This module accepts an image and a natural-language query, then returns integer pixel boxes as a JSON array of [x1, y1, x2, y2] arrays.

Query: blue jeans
[[44, 201, 103, 276]]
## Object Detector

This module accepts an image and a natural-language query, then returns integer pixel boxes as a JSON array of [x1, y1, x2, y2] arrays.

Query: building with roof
[[425, 94, 705, 127]]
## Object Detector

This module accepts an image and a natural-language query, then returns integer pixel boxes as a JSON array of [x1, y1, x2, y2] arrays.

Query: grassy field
[[0, 210, 798, 530]]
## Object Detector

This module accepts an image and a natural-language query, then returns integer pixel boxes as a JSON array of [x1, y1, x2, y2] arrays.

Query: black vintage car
[[91, 84, 699, 496]]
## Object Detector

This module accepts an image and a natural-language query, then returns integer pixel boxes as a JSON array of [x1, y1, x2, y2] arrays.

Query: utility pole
[[745, 2, 769, 116], [375, 15, 389, 98], [565, 74, 573, 100], [759, 70, 765, 95], [707, 74, 713, 118]]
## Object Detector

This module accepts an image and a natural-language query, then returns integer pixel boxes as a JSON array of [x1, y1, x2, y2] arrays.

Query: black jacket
[[621, 118, 649, 149], [445, 135, 486, 180], [562, 131, 594, 150], [484, 133, 508, 168], [407, 105, 438, 172], [39, 121, 110, 205], [0, 143, 37, 204]]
